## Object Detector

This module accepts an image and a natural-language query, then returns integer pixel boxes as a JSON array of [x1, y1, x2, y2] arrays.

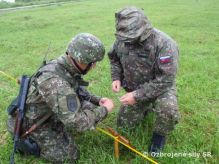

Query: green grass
[[0, 0, 219, 163]]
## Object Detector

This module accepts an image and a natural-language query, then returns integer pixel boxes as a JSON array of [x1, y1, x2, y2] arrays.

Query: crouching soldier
[[7, 33, 114, 163], [108, 7, 181, 154]]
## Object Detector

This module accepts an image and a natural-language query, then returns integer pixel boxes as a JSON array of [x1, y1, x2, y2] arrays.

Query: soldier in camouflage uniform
[[7, 33, 114, 163], [108, 6, 180, 153]]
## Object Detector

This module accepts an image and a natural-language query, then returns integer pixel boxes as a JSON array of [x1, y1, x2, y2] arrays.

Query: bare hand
[[112, 80, 121, 93], [120, 92, 136, 105], [99, 97, 110, 105], [99, 98, 115, 113]]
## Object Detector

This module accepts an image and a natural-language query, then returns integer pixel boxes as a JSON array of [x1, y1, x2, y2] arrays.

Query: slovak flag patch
[[160, 56, 171, 64]]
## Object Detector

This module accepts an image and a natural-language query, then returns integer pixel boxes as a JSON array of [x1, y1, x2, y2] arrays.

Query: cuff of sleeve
[[112, 76, 121, 82], [91, 96, 102, 106], [133, 89, 147, 102], [94, 106, 108, 123]]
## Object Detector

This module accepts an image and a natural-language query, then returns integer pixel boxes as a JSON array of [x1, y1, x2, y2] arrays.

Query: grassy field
[[0, 0, 218, 163]]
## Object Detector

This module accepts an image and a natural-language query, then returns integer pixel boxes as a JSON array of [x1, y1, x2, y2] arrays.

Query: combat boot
[[148, 132, 165, 155]]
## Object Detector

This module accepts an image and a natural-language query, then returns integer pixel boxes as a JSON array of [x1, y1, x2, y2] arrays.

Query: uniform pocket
[[131, 52, 152, 67], [137, 53, 149, 58]]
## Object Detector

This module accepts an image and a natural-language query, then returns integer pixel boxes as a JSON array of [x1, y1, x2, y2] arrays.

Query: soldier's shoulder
[[110, 39, 119, 48], [35, 61, 60, 85], [153, 28, 178, 47], [108, 39, 122, 53], [36, 72, 59, 86]]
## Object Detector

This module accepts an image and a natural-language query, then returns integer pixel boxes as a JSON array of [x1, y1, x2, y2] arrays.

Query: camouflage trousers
[[7, 101, 97, 163], [117, 90, 180, 136], [7, 116, 79, 163]]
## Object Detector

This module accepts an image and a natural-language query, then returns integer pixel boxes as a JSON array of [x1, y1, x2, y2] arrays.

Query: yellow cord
[[96, 127, 158, 164], [0, 71, 17, 84]]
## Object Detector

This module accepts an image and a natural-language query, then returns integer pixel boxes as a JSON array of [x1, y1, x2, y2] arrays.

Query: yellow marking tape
[[96, 127, 158, 164], [0, 71, 17, 84]]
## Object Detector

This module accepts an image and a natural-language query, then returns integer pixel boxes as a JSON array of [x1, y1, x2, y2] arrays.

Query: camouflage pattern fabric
[[67, 33, 105, 64], [7, 54, 108, 163], [115, 6, 153, 43], [117, 90, 180, 136], [108, 25, 180, 135]]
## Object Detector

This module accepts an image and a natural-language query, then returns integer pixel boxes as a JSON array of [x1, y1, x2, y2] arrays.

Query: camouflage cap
[[115, 6, 153, 42], [67, 33, 105, 64]]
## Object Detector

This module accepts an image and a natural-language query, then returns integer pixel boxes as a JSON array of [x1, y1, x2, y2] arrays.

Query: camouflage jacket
[[108, 28, 179, 102], [25, 55, 107, 132]]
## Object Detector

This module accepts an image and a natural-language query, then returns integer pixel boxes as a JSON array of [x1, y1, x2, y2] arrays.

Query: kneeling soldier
[[7, 33, 114, 163], [108, 7, 181, 154]]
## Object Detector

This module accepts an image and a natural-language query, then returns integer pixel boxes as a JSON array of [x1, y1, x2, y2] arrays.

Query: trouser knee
[[117, 103, 150, 128], [154, 106, 180, 136], [153, 91, 180, 135]]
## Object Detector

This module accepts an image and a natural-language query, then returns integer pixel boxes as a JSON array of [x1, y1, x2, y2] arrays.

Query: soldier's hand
[[99, 97, 110, 105], [112, 80, 121, 92], [120, 92, 136, 105], [99, 98, 115, 113]]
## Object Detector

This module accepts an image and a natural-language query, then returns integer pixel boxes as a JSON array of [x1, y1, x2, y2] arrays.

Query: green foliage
[[0, 0, 218, 163]]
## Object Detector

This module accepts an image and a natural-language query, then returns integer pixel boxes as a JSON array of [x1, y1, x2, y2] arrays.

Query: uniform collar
[[57, 54, 82, 76]]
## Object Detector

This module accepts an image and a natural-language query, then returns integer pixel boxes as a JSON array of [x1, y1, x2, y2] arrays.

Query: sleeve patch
[[159, 56, 171, 64], [67, 95, 78, 112]]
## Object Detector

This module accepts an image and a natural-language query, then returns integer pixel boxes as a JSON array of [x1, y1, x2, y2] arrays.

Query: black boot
[[148, 133, 165, 154]]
